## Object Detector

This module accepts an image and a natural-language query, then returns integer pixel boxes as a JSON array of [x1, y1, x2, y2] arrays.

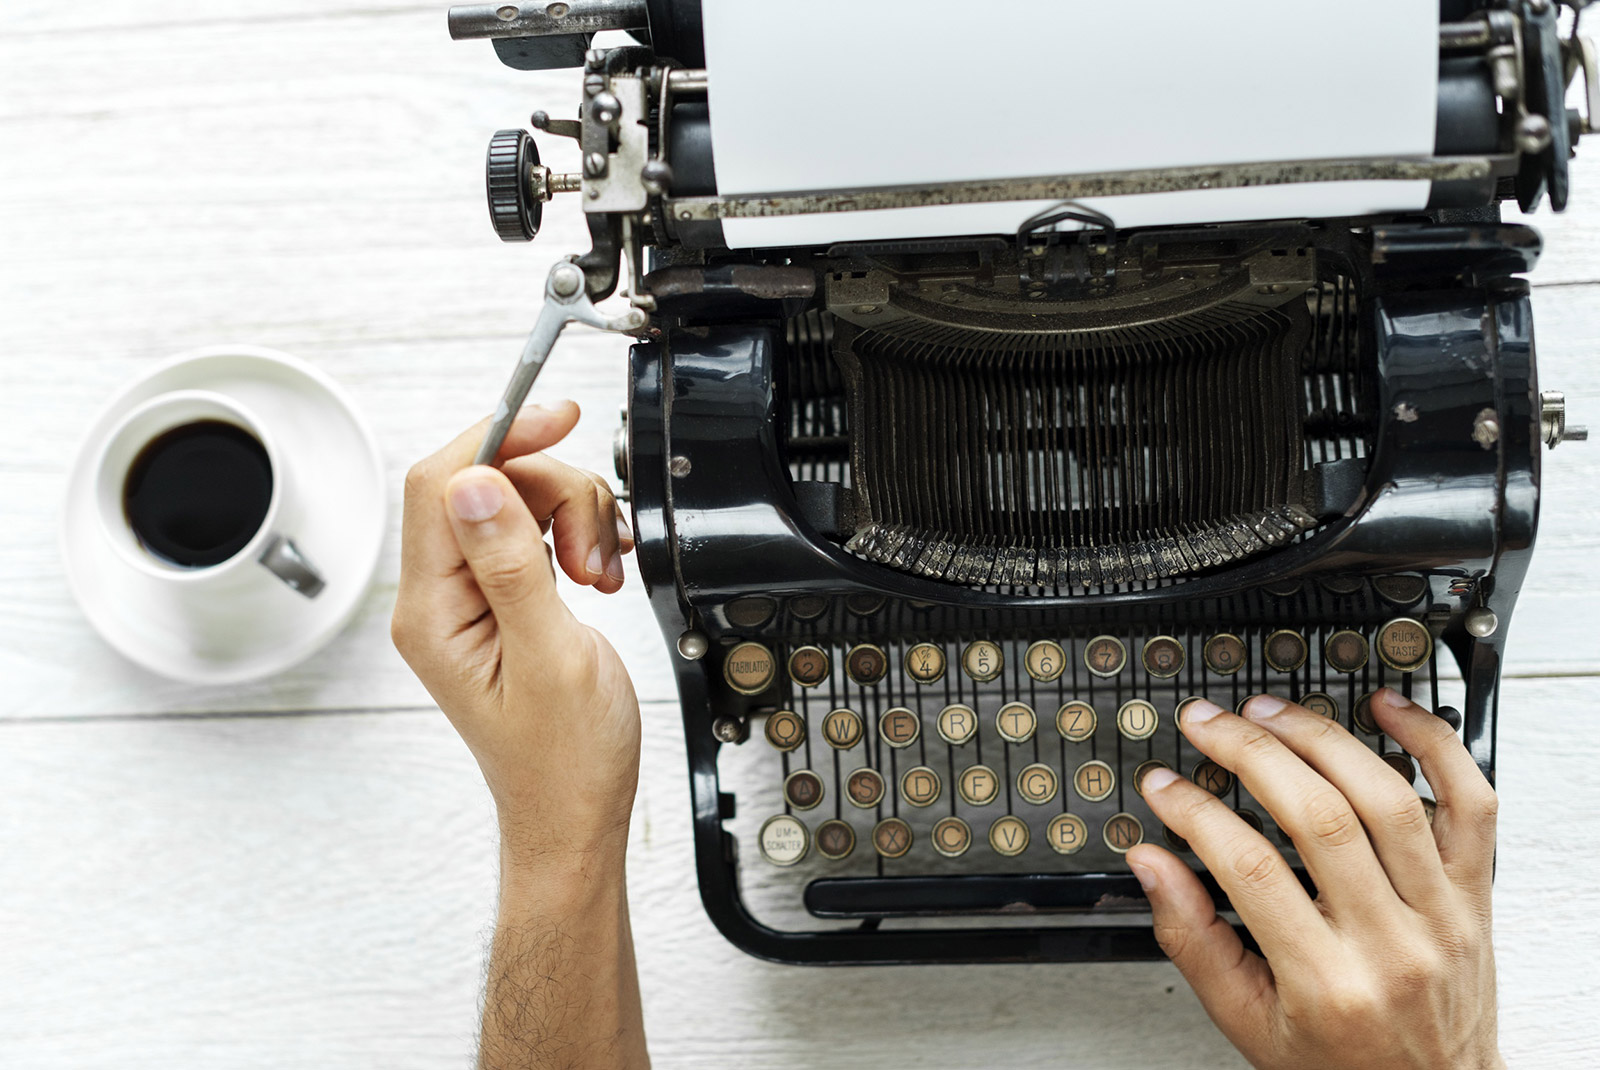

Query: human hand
[[391, 402, 640, 867], [1127, 689, 1503, 1070]]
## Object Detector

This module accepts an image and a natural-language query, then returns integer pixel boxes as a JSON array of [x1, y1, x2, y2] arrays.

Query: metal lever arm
[[474, 259, 648, 465]]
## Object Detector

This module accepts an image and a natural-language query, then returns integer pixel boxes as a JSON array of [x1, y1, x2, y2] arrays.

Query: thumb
[[444, 464, 565, 644]]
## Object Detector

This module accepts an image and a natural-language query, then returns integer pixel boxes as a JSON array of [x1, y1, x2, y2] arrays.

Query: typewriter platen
[[450, 0, 1591, 964]]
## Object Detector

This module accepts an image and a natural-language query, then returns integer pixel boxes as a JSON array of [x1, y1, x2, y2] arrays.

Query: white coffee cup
[[92, 389, 325, 598]]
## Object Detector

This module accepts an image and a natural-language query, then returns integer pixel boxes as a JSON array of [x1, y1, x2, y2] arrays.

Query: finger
[[1141, 766, 1331, 969], [1180, 698, 1396, 917], [444, 465, 569, 649], [1127, 844, 1277, 1049], [499, 454, 621, 591], [1370, 687, 1498, 901], [1240, 694, 1447, 912], [584, 472, 624, 593], [614, 501, 634, 554]]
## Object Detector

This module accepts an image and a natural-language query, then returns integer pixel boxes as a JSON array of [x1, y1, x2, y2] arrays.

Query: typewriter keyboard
[[717, 621, 1451, 913]]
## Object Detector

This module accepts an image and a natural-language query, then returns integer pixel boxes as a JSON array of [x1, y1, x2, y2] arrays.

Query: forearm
[[479, 836, 648, 1070]]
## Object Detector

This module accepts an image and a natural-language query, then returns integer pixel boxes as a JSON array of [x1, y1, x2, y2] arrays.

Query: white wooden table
[[2, 5, 1597, 1066]]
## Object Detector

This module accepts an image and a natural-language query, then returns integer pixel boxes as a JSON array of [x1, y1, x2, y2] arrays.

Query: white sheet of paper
[[701, 0, 1441, 247]]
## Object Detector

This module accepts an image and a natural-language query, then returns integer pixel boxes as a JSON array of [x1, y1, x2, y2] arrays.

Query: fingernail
[[1141, 767, 1180, 794], [530, 398, 576, 414], [1375, 686, 1411, 707], [1181, 698, 1225, 725], [1243, 695, 1289, 720], [606, 552, 624, 583], [585, 545, 604, 577], [1129, 858, 1159, 893], [616, 515, 633, 544], [449, 476, 504, 522]]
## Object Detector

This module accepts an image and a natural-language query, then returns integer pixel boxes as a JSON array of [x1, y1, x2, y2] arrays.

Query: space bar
[[804, 874, 1157, 918]]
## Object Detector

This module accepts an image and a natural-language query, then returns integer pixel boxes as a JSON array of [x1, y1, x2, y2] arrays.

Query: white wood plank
[[2, 678, 1595, 1068]]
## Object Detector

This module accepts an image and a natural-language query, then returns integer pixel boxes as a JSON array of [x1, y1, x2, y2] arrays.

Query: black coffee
[[123, 420, 274, 567]]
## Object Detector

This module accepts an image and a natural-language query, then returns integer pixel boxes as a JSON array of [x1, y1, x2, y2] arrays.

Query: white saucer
[[61, 346, 387, 684]]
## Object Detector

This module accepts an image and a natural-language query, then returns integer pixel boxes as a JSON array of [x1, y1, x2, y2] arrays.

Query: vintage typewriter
[[450, 0, 1591, 964]]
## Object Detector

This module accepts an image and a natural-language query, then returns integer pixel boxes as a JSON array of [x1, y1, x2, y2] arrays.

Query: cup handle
[[258, 534, 326, 599]]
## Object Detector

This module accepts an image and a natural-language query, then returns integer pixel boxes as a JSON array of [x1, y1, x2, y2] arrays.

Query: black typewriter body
[[450, 0, 1591, 964]]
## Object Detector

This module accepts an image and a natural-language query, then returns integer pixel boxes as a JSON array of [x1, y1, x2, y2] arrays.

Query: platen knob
[[486, 129, 540, 242]]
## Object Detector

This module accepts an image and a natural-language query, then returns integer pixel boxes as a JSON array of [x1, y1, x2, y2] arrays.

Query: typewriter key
[[1175, 696, 1209, 726], [1133, 760, 1172, 797], [784, 770, 825, 811], [758, 815, 809, 867], [1235, 808, 1266, 834], [1055, 700, 1097, 742], [1324, 629, 1370, 674], [996, 701, 1037, 744], [1103, 812, 1145, 854], [1301, 692, 1339, 720], [1047, 813, 1090, 855], [788, 595, 829, 621], [1073, 760, 1116, 803], [1263, 580, 1303, 598], [1192, 759, 1235, 797], [904, 642, 946, 684], [723, 641, 777, 695], [962, 640, 1004, 682], [1084, 635, 1127, 678], [899, 765, 942, 808], [1016, 763, 1059, 805], [763, 710, 806, 752], [1142, 636, 1185, 678], [822, 708, 864, 750], [1320, 575, 1366, 596], [1024, 640, 1067, 682], [931, 816, 973, 858], [872, 817, 913, 859], [1353, 692, 1379, 735], [787, 645, 830, 688], [725, 596, 776, 628], [1116, 699, 1159, 741], [1163, 826, 1191, 853], [1264, 629, 1308, 673], [1203, 633, 1247, 675], [937, 703, 978, 746], [845, 643, 889, 685], [1374, 574, 1428, 607], [958, 764, 1000, 806], [1383, 751, 1418, 784], [988, 815, 1030, 857], [846, 767, 886, 808], [879, 707, 921, 749], [1376, 618, 1433, 673], [815, 819, 856, 860], [846, 592, 886, 616]]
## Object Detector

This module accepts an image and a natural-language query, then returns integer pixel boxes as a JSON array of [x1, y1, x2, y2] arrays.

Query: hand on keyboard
[[1128, 690, 1503, 1070]]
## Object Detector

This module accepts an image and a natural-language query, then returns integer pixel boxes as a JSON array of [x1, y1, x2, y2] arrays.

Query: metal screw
[[1472, 408, 1501, 450], [545, 1, 569, 15], [583, 72, 605, 96], [711, 717, 747, 744], [590, 91, 622, 125], [583, 151, 608, 178], [668, 455, 692, 478], [496, 5, 519, 20], [1465, 607, 1499, 638], [677, 631, 708, 659], [1519, 113, 1552, 154], [549, 262, 583, 298], [640, 159, 673, 195]]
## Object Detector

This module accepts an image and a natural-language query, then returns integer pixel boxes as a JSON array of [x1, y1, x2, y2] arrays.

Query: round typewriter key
[[1353, 691, 1379, 735], [996, 701, 1037, 743], [1191, 759, 1235, 797], [1263, 580, 1303, 598], [815, 819, 856, 860], [1319, 575, 1366, 596], [1016, 763, 1059, 805], [937, 703, 978, 745], [871, 816, 913, 859], [783, 769, 825, 811], [904, 642, 946, 684], [1175, 696, 1210, 726], [844, 643, 888, 685], [878, 706, 921, 749], [1374, 573, 1428, 607], [1055, 700, 1097, 742], [1203, 633, 1247, 675], [725, 596, 776, 628], [958, 764, 1000, 806], [1383, 751, 1418, 784], [787, 645, 830, 688], [763, 710, 806, 752], [846, 592, 886, 616], [1324, 629, 1370, 674], [1073, 759, 1116, 803], [1103, 812, 1145, 854], [1300, 692, 1339, 720], [1234, 808, 1266, 834], [1142, 636, 1185, 679], [961, 639, 1004, 682], [788, 594, 829, 620], [899, 765, 942, 808], [1047, 813, 1090, 855], [931, 816, 973, 858], [845, 766, 885, 808], [1116, 699, 1160, 741], [758, 815, 809, 867], [1133, 760, 1172, 797], [1083, 634, 1127, 678], [1024, 640, 1067, 682], [822, 708, 864, 750], [1163, 826, 1191, 853], [1264, 629, 1308, 673], [988, 815, 1031, 857], [723, 641, 777, 695], [1377, 617, 1433, 673]]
